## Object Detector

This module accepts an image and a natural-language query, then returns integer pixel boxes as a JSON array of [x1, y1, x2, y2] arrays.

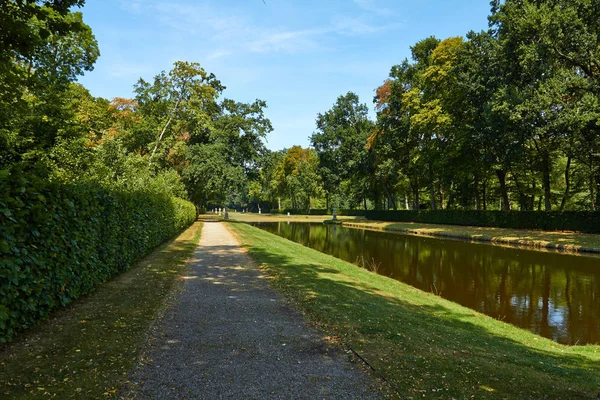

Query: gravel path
[[122, 222, 383, 399]]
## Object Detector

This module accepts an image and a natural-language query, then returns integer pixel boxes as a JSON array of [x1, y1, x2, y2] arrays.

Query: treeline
[[249, 0, 600, 212], [0, 2, 272, 208], [0, 1, 271, 341]]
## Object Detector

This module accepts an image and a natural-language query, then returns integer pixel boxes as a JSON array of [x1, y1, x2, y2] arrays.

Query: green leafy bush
[[0, 168, 197, 343], [363, 210, 600, 233]]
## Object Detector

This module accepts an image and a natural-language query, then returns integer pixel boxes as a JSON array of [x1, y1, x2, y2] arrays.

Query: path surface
[[123, 222, 382, 399]]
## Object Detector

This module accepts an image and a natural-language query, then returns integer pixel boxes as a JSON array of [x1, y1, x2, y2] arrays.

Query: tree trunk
[[542, 154, 552, 211], [363, 197, 367, 211], [429, 164, 436, 210], [596, 178, 600, 210], [150, 90, 185, 163], [495, 169, 510, 211], [590, 162, 596, 210], [482, 180, 487, 210], [383, 184, 397, 211], [413, 183, 420, 210], [559, 156, 571, 211], [438, 181, 444, 210], [530, 179, 536, 211], [446, 181, 455, 209], [474, 174, 481, 211], [590, 177, 596, 210]]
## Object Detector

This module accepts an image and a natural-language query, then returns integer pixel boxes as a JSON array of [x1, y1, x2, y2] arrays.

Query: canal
[[253, 222, 600, 345]]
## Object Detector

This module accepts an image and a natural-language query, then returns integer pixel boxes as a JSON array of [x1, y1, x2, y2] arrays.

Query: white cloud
[[116, 0, 398, 59], [245, 28, 325, 54], [331, 16, 400, 35], [118, 0, 145, 13], [206, 49, 233, 61], [353, 0, 395, 16]]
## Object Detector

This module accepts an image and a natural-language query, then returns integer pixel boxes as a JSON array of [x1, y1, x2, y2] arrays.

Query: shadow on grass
[[237, 234, 600, 400], [0, 222, 203, 399]]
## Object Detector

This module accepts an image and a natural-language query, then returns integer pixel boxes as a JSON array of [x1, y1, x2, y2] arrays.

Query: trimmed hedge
[[272, 209, 366, 216], [0, 169, 197, 343], [363, 210, 600, 233], [275, 208, 329, 215]]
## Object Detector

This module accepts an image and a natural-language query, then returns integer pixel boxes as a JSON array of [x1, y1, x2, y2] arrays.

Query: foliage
[[310, 92, 373, 209], [0, 167, 197, 343], [133, 61, 223, 162], [0, 0, 277, 346], [0, 222, 203, 398], [182, 142, 245, 206], [0, 2, 99, 167]]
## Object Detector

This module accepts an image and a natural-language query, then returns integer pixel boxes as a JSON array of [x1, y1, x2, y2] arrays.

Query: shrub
[[0, 168, 197, 342]]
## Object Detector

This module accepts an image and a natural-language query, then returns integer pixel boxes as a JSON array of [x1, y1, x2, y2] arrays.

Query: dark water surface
[[253, 222, 600, 345]]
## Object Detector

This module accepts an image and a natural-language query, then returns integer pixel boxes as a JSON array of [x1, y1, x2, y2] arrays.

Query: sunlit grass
[[0, 222, 203, 399], [343, 221, 600, 254], [228, 222, 600, 399]]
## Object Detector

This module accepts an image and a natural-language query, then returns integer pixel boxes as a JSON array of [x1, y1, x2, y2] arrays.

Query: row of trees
[[7, 1, 597, 213], [249, 0, 600, 212], [1, 1, 272, 210]]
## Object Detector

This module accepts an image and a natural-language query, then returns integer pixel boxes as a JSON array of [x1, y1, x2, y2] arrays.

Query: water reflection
[[254, 222, 600, 345]]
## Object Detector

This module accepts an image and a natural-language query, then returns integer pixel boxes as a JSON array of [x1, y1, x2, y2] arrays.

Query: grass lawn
[[228, 222, 600, 400], [342, 221, 600, 254], [0, 221, 203, 399]]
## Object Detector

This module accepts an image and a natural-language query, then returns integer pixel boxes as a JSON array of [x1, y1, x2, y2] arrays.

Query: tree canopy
[[4, 0, 600, 214]]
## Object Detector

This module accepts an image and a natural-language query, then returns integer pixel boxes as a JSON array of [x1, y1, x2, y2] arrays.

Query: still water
[[253, 222, 600, 345]]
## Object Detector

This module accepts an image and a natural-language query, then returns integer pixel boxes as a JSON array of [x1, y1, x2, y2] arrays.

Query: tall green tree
[[491, 0, 600, 210], [0, 3, 98, 167], [133, 61, 223, 164], [311, 92, 373, 209]]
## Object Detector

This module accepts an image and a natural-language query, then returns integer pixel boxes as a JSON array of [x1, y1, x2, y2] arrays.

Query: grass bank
[[0, 221, 203, 399], [341, 221, 600, 254], [228, 222, 600, 399]]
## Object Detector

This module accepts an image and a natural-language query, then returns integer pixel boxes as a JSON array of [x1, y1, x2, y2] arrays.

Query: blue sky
[[78, 0, 491, 150]]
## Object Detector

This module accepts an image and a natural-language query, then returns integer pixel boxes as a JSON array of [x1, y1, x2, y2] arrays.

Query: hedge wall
[[272, 209, 366, 216], [0, 170, 197, 343], [363, 210, 600, 233]]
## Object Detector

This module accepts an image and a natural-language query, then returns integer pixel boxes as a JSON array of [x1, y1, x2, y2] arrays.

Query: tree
[[372, 38, 440, 210], [272, 146, 321, 210], [183, 143, 245, 207], [491, 0, 600, 210], [211, 98, 272, 177], [251, 149, 285, 210], [0, 4, 98, 167], [490, 0, 599, 91], [133, 61, 224, 164], [311, 92, 373, 209]]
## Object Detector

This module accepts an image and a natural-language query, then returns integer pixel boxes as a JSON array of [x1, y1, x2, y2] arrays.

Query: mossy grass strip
[[0, 221, 202, 399], [228, 222, 600, 399]]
